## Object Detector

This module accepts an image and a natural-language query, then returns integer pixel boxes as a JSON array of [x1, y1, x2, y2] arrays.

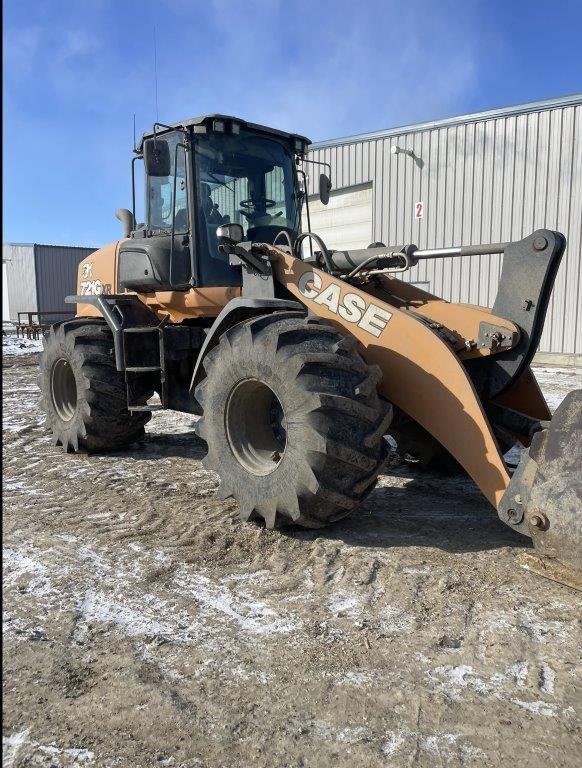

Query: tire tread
[[196, 312, 391, 528]]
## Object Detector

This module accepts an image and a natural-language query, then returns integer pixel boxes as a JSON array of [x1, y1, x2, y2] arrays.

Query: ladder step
[[123, 325, 167, 409], [125, 366, 161, 373], [129, 404, 164, 412]]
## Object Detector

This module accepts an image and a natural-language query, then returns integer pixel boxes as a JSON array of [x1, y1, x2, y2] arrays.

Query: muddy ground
[[3, 351, 582, 768]]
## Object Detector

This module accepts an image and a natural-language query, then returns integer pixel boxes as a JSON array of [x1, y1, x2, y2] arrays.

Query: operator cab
[[117, 115, 311, 293]]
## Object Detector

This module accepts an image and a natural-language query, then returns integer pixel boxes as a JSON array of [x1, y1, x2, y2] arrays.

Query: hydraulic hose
[[294, 232, 335, 274]]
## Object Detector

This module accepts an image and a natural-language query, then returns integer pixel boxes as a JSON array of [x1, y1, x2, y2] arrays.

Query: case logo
[[298, 271, 392, 338]]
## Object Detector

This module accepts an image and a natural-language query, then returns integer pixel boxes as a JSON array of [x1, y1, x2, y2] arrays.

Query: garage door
[[303, 183, 373, 252]]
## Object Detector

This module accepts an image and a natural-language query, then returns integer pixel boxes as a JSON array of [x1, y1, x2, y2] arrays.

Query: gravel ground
[[3, 351, 582, 768]]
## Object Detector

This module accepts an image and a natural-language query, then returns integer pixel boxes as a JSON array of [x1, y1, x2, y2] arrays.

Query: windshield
[[195, 131, 300, 286]]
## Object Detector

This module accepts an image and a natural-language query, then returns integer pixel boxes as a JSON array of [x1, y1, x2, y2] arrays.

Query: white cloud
[[158, 0, 480, 141]]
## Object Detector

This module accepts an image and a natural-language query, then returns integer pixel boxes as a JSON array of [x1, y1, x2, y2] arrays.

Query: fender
[[189, 297, 303, 393]]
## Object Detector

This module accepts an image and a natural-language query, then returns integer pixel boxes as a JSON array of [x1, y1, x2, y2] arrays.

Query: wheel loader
[[39, 114, 581, 587]]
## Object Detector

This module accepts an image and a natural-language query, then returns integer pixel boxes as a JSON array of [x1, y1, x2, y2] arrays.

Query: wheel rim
[[225, 378, 287, 476], [50, 358, 78, 421]]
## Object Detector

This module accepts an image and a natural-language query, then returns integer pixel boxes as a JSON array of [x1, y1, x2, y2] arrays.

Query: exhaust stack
[[115, 208, 134, 238]]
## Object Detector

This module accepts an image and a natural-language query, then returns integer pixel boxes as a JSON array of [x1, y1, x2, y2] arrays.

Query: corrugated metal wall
[[34, 245, 96, 314], [308, 96, 582, 357], [2, 261, 10, 321], [3, 243, 96, 320], [3, 243, 37, 320]]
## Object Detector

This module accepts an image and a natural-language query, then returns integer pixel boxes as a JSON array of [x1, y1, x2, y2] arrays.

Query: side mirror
[[216, 223, 243, 244], [115, 208, 135, 238], [319, 174, 332, 205], [143, 138, 171, 176]]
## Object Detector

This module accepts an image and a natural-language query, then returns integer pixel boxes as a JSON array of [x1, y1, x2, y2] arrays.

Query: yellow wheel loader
[[39, 115, 581, 587]]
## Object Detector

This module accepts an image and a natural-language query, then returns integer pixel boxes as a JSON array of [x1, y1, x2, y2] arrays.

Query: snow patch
[[531, 366, 582, 413], [78, 589, 175, 638], [172, 568, 299, 636], [328, 592, 362, 619], [381, 728, 484, 762], [336, 726, 368, 743], [2, 730, 95, 767], [493, 661, 528, 687], [510, 699, 558, 717], [3, 548, 54, 597], [483, 605, 572, 643], [428, 664, 491, 699], [4, 480, 51, 497], [382, 731, 406, 756], [339, 670, 375, 687], [428, 661, 566, 718], [3, 729, 30, 767], [539, 662, 556, 695], [2, 334, 43, 356]]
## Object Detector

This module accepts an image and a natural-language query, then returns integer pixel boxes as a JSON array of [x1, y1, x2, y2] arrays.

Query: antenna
[[153, 26, 159, 124]]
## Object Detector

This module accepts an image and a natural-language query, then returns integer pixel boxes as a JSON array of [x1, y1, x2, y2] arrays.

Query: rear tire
[[194, 312, 392, 528], [39, 319, 152, 452]]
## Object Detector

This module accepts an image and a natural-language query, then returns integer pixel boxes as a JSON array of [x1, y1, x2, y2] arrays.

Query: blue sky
[[3, 0, 581, 246]]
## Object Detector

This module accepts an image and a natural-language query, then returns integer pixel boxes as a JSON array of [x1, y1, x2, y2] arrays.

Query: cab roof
[[139, 114, 311, 152]]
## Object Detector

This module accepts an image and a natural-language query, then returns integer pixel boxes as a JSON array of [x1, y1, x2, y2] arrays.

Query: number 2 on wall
[[415, 201, 424, 219]]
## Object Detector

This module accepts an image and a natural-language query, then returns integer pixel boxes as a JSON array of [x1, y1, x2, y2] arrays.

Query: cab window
[[147, 132, 189, 234]]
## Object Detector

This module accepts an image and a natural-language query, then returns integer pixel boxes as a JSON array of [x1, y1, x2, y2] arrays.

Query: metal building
[[306, 94, 582, 365], [3, 243, 97, 322]]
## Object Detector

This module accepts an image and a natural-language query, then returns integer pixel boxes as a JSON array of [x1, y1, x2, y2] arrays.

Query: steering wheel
[[239, 198, 276, 211]]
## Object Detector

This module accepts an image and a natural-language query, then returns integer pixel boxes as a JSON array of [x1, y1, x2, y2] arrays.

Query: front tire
[[39, 320, 152, 452], [194, 313, 392, 528]]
